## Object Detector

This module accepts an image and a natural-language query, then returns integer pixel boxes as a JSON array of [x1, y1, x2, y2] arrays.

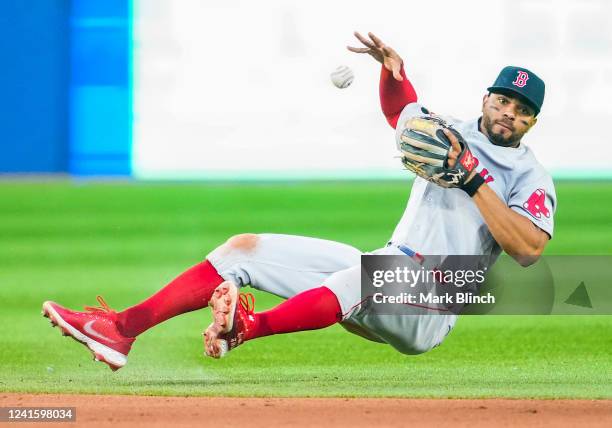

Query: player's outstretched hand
[[347, 32, 404, 81]]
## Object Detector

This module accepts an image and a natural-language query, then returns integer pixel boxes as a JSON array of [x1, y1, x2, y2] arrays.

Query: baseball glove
[[398, 115, 484, 196]]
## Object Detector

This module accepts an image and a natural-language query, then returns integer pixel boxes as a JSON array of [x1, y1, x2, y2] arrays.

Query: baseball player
[[42, 32, 556, 370]]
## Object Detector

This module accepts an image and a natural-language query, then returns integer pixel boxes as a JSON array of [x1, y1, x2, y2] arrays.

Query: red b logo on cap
[[512, 71, 529, 88]]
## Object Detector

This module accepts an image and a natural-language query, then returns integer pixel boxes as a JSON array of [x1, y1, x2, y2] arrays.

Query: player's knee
[[225, 233, 259, 251], [207, 233, 260, 263], [205, 234, 261, 287], [212, 233, 260, 259]]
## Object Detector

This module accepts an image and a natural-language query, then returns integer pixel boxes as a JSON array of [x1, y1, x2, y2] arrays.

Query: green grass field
[[0, 180, 610, 398]]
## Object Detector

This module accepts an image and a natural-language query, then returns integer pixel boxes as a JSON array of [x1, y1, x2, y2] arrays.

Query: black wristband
[[461, 173, 485, 197]]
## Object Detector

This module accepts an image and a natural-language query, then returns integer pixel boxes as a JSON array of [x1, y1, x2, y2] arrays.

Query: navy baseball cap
[[487, 66, 545, 115]]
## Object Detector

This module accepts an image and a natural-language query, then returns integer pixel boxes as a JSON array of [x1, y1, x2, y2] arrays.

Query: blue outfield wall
[[0, 0, 131, 175], [0, 0, 69, 173], [69, 0, 131, 175]]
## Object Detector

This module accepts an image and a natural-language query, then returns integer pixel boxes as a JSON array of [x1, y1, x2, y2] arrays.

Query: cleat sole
[[204, 281, 238, 359]]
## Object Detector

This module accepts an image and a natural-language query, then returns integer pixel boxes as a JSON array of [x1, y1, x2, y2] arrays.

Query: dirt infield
[[1, 394, 611, 427]]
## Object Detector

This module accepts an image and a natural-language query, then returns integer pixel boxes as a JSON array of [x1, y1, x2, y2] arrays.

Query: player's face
[[481, 93, 537, 147]]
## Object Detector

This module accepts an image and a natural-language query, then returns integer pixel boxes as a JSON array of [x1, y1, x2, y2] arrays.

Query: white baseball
[[330, 65, 354, 89]]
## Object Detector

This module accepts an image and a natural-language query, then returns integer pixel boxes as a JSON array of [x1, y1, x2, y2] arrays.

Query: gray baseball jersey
[[207, 102, 557, 355], [389, 102, 556, 261]]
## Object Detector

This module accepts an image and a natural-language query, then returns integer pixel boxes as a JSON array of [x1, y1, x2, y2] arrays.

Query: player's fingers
[[445, 134, 459, 168], [368, 32, 385, 48], [347, 46, 370, 53], [354, 31, 376, 49], [444, 129, 462, 155]]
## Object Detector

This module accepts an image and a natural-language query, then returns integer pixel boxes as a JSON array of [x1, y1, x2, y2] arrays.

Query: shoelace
[[239, 292, 255, 315], [84, 295, 114, 314]]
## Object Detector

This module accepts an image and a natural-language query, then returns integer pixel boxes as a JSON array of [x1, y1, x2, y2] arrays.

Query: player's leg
[[44, 233, 361, 368], [42, 259, 226, 370], [206, 233, 362, 298], [113, 233, 357, 334], [204, 285, 343, 357], [198, 233, 364, 357], [213, 272, 456, 358], [205, 247, 457, 358], [204, 261, 366, 358]]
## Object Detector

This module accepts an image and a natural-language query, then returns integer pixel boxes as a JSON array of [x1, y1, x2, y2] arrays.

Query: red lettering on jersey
[[512, 71, 529, 88], [523, 189, 550, 219], [470, 155, 495, 183], [479, 168, 495, 183]]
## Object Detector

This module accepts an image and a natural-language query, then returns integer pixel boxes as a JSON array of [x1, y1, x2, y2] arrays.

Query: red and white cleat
[[204, 281, 256, 358], [42, 296, 135, 371]]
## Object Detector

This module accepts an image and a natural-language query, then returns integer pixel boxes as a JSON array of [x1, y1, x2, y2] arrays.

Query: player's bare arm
[[473, 185, 549, 266], [445, 129, 549, 267]]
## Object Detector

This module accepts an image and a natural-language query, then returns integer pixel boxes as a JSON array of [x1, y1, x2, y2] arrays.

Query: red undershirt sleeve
[[379, 64, 418, 128]]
